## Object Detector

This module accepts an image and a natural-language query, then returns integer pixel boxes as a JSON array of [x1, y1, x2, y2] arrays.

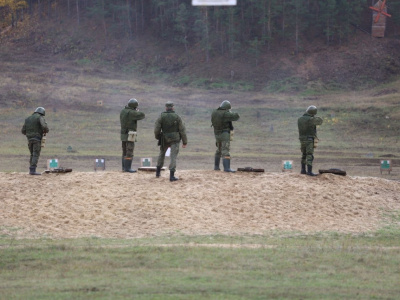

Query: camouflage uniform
[[21, 108, 49, 175], [298, 106, 323, 176], [154, 102, 187, 181], [120, 100, 145, 172], [211, 101, 240, 172]]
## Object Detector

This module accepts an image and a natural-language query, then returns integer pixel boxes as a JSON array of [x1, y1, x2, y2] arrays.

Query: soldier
[[21, 107, 49, 175], [211, 100, 240, 172], [154, 101, 187, 181], [298, 105, 323, 176], [120, 98, 145, 173]]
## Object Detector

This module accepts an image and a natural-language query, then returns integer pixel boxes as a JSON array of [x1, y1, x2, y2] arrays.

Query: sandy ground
[[1, 170, 400, 239]]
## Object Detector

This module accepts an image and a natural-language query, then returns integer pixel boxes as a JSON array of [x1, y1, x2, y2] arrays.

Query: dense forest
[[2, 1, 400, 56], [2, 1, 400, 90]]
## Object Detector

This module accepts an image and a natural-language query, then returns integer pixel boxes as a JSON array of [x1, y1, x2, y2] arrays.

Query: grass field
[[1, 229, 400, 299]]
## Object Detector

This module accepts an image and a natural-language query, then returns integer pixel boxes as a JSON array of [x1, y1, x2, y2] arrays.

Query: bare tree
[[76, 0, 80, 26]]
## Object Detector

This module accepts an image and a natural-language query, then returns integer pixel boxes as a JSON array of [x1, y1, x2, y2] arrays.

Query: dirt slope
[[2, 14, 400, 90], [1, 171, 399, 239]]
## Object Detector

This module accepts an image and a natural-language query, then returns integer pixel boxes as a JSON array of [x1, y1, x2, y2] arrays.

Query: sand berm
[[1, 171, 400, 239]]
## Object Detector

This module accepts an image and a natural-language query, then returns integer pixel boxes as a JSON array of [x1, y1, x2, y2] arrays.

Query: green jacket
[[21, 113, 49, 140], [298, 113, 323, 141], [211, 108, 240, 133], [120, 106, 145, 141], [154, 111, 187, 145]]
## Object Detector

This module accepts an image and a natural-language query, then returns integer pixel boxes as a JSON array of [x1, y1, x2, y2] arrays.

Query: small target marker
[[282, 160, 293, 172], [380, 160, 392, 174], [48, 159, 59, 170], [95, 158, 106, 171]]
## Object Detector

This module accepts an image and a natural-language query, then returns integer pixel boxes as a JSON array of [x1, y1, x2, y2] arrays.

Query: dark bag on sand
[[237, 167, 265, 173], [318, 168, 346, 176]]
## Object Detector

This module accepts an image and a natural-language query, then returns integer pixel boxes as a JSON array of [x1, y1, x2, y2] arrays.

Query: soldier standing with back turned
[[21, 107, 49, 175], [120, 98, 145, 173], [154, 101, 187, 181], [298, 105, 323, 176], [211, 100, 240, 172]]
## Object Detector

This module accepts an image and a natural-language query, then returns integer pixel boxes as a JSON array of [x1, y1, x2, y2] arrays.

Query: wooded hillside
[[2, 0, 400, 91]]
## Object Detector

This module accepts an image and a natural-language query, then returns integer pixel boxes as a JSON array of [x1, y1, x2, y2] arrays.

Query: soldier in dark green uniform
[[21, 107, 49, 175], [154, 101, 187, 182], [298, 105, 323, 176], [211, 100, 240, 172], [120, 98, 145, 173]]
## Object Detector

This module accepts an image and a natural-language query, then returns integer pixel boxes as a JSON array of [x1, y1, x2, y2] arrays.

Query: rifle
[[229, 121, 234, 141], [157, 132, 163, 147]]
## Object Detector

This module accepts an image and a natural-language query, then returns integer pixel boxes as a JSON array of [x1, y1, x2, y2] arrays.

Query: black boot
[[214, 155, 221, 171], [156, 166, 161, 178], [301, 164, 306, 174], [122, 156, 124, 171], [170, 171, 178, 181], [222, 157, 235, 173], [29, 166, 41, 175], [123, 157, 136, 173], [306, 165, 317, 176]]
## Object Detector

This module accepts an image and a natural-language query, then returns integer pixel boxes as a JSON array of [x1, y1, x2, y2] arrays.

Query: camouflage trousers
[[214, 131, 231, 158], [28, 139, 42, 167], [300, 138, 314, 166], [122, 141, 135, 158], [157, 142, 180, 172]]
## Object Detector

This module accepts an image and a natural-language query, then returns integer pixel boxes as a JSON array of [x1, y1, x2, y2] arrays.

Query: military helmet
[[34, 107, 46, 116], [306, 105, 317, 116], [128, 98, 139, 108], [220, 100, 231, 110], [165, 101, 174, 108]]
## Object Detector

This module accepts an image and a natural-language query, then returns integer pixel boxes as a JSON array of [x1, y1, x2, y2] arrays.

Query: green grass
[[1, 229, 400, 299]]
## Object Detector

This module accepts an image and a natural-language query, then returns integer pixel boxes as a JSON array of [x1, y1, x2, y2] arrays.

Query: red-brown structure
[[369, 0, 392, 37]]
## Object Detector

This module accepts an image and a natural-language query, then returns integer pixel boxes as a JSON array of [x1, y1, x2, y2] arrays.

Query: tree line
[[1, 0, 400, 60]]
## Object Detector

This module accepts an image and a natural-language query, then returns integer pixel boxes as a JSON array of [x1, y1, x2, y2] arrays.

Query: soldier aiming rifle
[[298, 105, 323, 176], [211, 100, 240, 172]]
